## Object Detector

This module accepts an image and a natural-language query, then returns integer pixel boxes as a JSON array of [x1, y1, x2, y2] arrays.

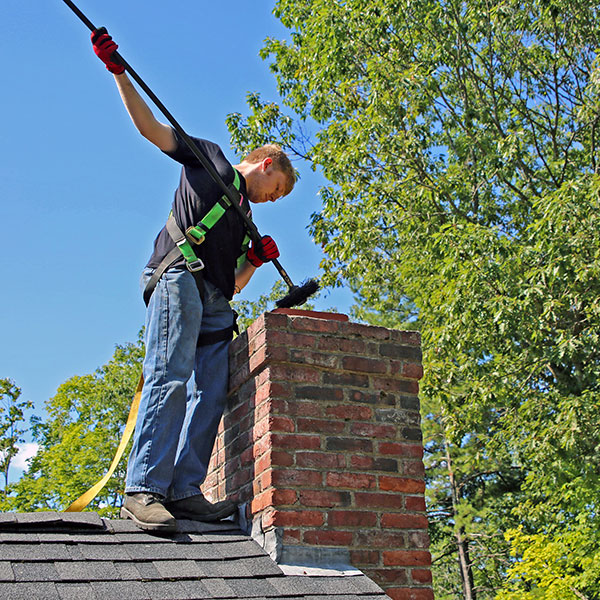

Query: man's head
[[236, 144, 296, 204]]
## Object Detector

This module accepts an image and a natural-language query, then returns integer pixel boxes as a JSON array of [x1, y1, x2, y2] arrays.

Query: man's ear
[[261, 157, 273, 171]]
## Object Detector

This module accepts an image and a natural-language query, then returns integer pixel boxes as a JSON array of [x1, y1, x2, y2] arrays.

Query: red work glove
[[91, 27, 125, 74], [247, 235, 280, 267]]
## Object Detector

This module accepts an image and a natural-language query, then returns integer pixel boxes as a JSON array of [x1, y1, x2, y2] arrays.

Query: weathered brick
[[352, 422, 397, 439], [303, 530, 354, 546], [272, 468, 323, 488], [296, 451, 346, 470], [372, 377, 420, 395], [318, 336, 367, 354], [300, 490, 351, 508], [295, 385, 344, 402], [350, 455, 399, 473], [323, 372, 370, 388], [342, 356, 387, 374], [326, 404, 373, 421], [290, 316, 342, 334], [355, 492, 404, 510], [326, 472, 377, 490], [290, 349, 340, 369], [268, 364, 322, 384], [379, 477, 426, 494], [382, 514, 429, 530], [297, 417, 346, 435], [271, 433, 321, 451], [387, 587, 434, 600], [265, 509, 325, 528], [350, 550, 381, 566], [379, 343, 422, 361], [383, 550, 432, 567], [378, 442, 424, 458], [411, 569, 433, 584], [326, 437, 373, 453], [328, 510, 378, 528], [356, 530, 407, 549]]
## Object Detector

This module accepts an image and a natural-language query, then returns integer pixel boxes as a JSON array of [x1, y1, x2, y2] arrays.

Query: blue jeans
[[125, 268, 234, 501]]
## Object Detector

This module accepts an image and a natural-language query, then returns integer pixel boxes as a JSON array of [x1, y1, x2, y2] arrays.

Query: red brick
[[290, 316, 342, 333], [270, 416, 296, 433], [250, 488, 298, 512], [356, 530, 406, 549], [378, 443, 423, 458], [411, 569, 433, 584], [268, 364, 322, 384], [366, 568, 409, 585], [300, 490, 351, 508], [355, 492, 404, 510], [266, 509, 325, 528], [326, 404, 373, 420], [345, 322, 391, 340], [296, 451, 346, 469], [342, 356, 387, 374], [350, 550, 381, 566], [265, 329, 319, 349], [383, 550, 432, 567], [297, 418, 346, 435], [303, 530, 354, 546], [272, 469, 323, 487], [271, 433, 321, 451], [372, 377, 420, 395], [318, 336, 366, 354], [382, 514, 429, 530], [326, 472, 376, 490], [402, 362, 424, 379], [282, 529, 302, 543], [352, 423, 397, 439], [290, 349, 340, 369], [379, 477, 425, 494], [387, 588, 434, 600], [403, 460, 426, 478], [405, 496, 427, 512], [328, 510, 378, 528]]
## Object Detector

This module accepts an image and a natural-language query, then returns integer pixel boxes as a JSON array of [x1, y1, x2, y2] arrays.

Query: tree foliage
[[227, 1, 600, 597], [2, 336, 144, 516], [0, 379, 33, 494]]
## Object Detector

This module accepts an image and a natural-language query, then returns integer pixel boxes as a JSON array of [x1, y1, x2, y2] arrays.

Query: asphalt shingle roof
[[0, 512, 388, 600]]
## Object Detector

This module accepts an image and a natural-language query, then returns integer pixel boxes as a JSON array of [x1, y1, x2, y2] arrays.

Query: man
[[91, 29, 295, 532]]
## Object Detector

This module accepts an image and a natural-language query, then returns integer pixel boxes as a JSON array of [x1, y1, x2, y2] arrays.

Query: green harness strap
[[143, 169, 251, 306]]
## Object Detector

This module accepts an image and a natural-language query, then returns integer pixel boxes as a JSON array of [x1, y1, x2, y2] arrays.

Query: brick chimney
[[201, 310, 433, 600]]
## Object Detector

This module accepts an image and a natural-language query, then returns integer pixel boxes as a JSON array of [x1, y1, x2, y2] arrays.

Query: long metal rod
[[61, 0, 296, 289]]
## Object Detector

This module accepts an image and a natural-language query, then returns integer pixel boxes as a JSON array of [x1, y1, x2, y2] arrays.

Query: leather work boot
[[165, 494, 237, 522], [121, 492, 177, 533]]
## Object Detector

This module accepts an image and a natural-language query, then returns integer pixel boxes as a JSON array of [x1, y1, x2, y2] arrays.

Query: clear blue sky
[[1, 1, 353, 434]]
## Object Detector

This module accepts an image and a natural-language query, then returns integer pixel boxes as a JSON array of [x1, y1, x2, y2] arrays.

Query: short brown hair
[[244, 144, 296, 196]]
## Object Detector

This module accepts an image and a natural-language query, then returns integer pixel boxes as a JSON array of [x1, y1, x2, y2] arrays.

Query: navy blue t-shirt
[[146, 131, 251, 300]]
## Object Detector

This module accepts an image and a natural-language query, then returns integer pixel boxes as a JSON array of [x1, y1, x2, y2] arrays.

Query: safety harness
[[142, 169, 251, 308]]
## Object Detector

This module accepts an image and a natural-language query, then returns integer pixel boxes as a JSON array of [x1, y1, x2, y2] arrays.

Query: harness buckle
[[186, 258, 205, 272]]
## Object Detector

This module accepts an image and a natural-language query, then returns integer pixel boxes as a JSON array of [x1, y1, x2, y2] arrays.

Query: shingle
[[54, 560, 120, 582], [152, 559, 204, 579], [226, 577, 280, 597], [0, 513, 18, 528], [103, 519, 140, 534], [236, 556, 284, 577], [12, 562, 60, 582], [134, 561, 162, 580], [59, 513, 105, 530], [90, 580, 151, 600], [216, 539, 268, 559], [56, 582, 99, 600], [113, 533, 172, 544], [142, 580, 193, 600], [196, 558, 253, 578], [175, 519, 242, 534], [0, 581, 60, 599], [125, 542, 222, 561], [0, 562, 14, 582], [79, 544, 130, 561], [195, 577, 236, 598], [113, 561, 142, 581], [15, 512, 63, 527], [37, 533, 76, 543], [0, 543, 70, 561]]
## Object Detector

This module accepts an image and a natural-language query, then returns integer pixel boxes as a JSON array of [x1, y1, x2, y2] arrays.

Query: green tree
[[226, 1, 600, 597], [2, 335, 144, 516], [0, 379, 33, 494]]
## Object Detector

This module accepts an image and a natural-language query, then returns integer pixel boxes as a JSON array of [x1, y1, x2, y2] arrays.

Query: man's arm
[[91, 28, 176, 152], [234, 261, 258, 294], [113, 73, 176, 152]]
